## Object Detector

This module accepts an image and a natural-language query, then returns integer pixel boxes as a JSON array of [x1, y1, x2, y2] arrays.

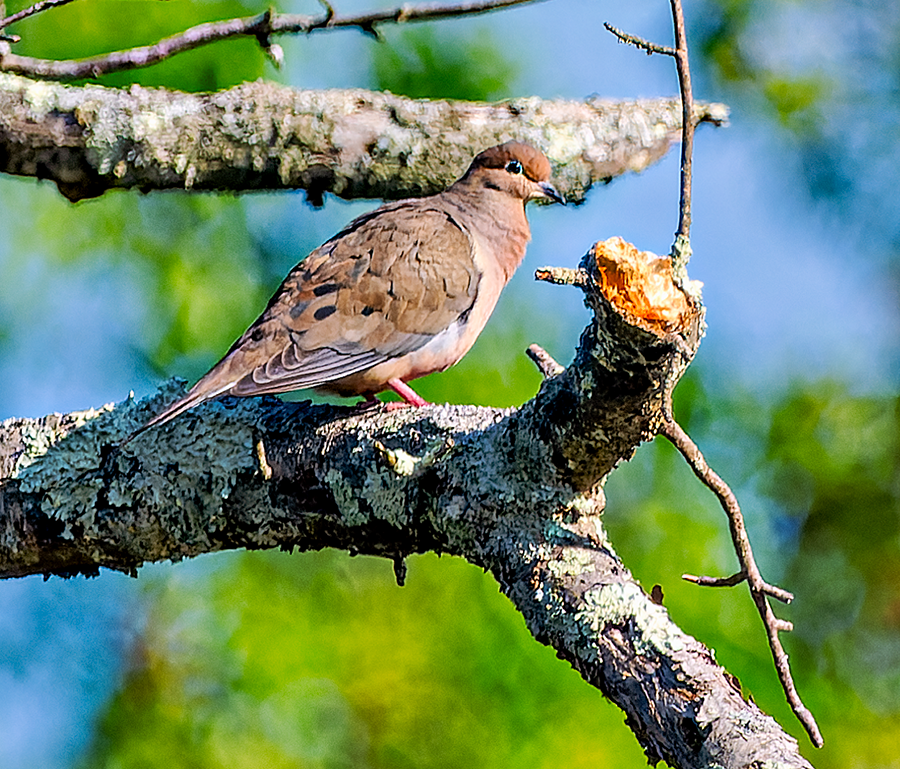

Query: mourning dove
[[139, 141, 563, 433]]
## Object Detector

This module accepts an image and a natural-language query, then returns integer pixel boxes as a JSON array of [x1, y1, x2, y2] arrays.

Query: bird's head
[[461, 141, 565, 205]]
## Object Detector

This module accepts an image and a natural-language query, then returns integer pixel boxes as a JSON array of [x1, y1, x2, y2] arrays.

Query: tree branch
[[0, 0, 78, 35], [604, 21, 675, 56], [0, 73, 728, 202], [525, 343, 565, 378], [0, 237, 812, 769], [605, 0, 694, 266], [604, 2, 818, 744], [669, 0, 694, 244], [661, 419, 824, 748], [0, 0, 546, 80]]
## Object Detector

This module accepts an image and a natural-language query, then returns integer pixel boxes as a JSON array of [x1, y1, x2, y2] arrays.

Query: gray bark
[[0, 72, 727, 202]]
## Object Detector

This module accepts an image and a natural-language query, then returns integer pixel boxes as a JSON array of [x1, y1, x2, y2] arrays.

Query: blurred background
[[1, 0, 898, 766]]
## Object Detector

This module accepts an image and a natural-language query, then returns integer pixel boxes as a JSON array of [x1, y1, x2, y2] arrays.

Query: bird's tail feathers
[[121, 379, 238, 445]]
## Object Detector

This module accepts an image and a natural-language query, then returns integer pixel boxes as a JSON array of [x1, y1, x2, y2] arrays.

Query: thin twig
[[683, 570, 746, 588], [603, 22, 675, 56], [0, 0, 546, 80], [316, 0, 336, 24], [660, 418, 823, 748], [0, 0, 78, 30], [603, 0, 693, 248], [534, 266, 589, 287], [526, 344, 564, 378], [669, 0, 693, 242]]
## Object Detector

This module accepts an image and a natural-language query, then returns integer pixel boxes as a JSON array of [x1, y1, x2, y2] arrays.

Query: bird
[[137, 141, 564, 435]]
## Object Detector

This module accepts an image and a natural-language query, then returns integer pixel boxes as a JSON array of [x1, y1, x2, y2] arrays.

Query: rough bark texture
[[0, 72, 728, 202], [0, 247, 813, 769]]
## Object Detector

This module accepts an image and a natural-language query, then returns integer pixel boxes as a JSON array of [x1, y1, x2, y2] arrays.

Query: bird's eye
[[505, 159, 523, 175]]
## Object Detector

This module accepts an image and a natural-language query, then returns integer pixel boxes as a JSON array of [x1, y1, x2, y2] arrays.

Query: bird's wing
[[210, 201, 480, 397]]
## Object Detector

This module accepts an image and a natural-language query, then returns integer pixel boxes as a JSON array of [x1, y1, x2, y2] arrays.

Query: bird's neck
[[443, 186, 532, 281]]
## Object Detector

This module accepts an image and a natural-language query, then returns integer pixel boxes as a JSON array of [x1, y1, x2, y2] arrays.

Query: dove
[[138, 141, 563, 434]]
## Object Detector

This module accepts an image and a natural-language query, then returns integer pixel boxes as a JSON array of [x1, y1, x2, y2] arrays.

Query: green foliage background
[[1, 0, 899, 767]]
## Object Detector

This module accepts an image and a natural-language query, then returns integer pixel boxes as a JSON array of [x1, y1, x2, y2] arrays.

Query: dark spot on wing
[[313, 283, 340, 297], [314, 305, 337, 321]]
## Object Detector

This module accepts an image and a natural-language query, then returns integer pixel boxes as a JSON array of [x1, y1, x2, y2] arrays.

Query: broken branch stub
[[588, 236, 699, 336], [532, 236, 704, 491]]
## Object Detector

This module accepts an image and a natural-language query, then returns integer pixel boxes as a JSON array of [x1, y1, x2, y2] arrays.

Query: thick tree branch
[[0, 238, 812, 768], [0, 72, 727, 202], [0, 0, 547, 79]]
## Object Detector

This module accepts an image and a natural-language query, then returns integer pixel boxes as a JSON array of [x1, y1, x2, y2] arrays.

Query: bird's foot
[[352, 396, 382, 413], [352, 397, 413, 413], [387, 378, 430, 407], [353, 380, 429, 412], [381, 401, 414, 412]]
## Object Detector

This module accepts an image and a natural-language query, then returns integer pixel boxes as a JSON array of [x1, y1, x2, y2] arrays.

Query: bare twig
[[0, 0, 78, 31], [604, 0, 694, 250], [669, 0, 693, 244], [534, 266, 589, 287], [685, 570, 751, 589], [316, 0, 336, 24], [526, 344, 564, 378], [0, 0, 546, 81], [660, 418, 823, 748], [604, 22, 674, 56]]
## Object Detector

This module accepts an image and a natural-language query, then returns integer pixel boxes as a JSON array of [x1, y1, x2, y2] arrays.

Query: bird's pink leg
[[387, 378, 430, 408]]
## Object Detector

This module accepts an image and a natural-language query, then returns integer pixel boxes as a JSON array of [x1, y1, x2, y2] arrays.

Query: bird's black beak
[[538, 181, 566, 205]]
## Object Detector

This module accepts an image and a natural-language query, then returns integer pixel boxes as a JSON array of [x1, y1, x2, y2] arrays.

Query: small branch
[[683, 569, 792, 603], [0, 77, 724, 202], [534, 266, 589, 287], [603, 22, 675, 56], [660, 418, 823, 748], [0, 0, 77, 30], [683, 570, 748, 588], [0, 0, 547, 80], [316, 0, 336, 24], [669, 0, 694, 244], [526, 344, 564, 378], [603, 0, 695, 254]]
